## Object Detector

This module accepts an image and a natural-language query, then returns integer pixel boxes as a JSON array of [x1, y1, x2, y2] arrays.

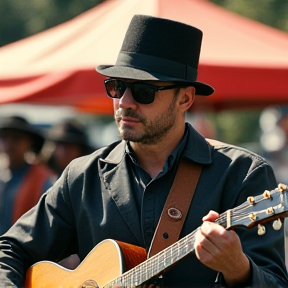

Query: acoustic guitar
[[24, 183, 288, 288]]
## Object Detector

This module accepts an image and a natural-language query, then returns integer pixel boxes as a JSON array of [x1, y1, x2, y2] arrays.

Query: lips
[[120, 116, 141, 125], [121, 116, 140, 122], [115, 109, 144, 125]]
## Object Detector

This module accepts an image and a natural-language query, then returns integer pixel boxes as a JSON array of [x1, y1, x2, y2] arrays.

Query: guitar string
[[106, 207, 250, 287], [141, 203, 262, 284], [105, 193, 277, 287], [104, 213, 230, 287]]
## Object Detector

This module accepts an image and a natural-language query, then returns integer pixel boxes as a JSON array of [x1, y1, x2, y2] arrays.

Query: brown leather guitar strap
[[148, 159, 203, 257]]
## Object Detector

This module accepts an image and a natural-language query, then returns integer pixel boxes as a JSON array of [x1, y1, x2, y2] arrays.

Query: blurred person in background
[[0, 116, 56, 235], [42, 119, 95, 177], [41, 118, 95, 269], [259, 106, 288, 184], [259, 106, 288, 271]]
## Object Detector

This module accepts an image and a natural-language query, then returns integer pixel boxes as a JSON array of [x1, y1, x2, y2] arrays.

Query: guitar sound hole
[[81, 279, 99, 288]]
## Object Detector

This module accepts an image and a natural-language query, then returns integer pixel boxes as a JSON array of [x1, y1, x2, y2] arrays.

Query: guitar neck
[[104, 217, 227, 287], [104, 184, 288, 287]]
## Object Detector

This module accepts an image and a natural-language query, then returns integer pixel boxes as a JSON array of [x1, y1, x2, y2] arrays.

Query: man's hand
[[194, 210, 251, 287]]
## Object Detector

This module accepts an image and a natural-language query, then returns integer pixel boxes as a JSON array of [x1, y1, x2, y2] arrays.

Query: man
[[0, 116, 56, 235], [0, 15, 287, 288]]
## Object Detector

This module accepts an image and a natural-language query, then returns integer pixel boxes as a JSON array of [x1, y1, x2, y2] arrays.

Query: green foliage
[[0, 0, 104, 47], [214, 110, 262, 145], [209, 0, 288, 32]]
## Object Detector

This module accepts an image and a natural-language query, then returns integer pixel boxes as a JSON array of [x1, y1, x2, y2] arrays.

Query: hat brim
[[96, 65, 214, 96], [47, 135, 88, 146], [0, 123, 43, 137], [47, 134, 95, 153], [0, 125, 45, 154]]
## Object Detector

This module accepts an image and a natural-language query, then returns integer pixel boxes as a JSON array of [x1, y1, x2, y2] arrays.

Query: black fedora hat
[[0, 115, 45, 154], [96, 15, 214, 96]]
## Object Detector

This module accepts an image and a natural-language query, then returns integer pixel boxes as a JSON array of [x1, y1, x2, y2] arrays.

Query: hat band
[[116, 52, 198, 81]]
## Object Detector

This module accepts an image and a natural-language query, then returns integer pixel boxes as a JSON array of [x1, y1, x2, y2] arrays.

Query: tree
[[0, 0, 104, 47], [210, 0, 288, 33]]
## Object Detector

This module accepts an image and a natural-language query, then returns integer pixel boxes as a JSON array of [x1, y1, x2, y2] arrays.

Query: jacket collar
[[101, 123, 212, 166], [99, 140, 143, 245], [101, 123, 212, 165], [102, 140, 126, 164], [182, 123, 212, 165], [98, 124, 212, 246]]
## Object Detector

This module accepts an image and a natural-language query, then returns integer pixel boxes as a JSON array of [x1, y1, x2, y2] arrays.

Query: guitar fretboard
[[104, 217, 227, 288]]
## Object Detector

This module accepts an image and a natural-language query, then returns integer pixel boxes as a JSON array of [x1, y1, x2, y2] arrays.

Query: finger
[[201, 225, 222, 254], [194, 226, 218, 261], [201, 221, 225, 237], [196, 222, 233, 257], [202, 210, 219, 222]]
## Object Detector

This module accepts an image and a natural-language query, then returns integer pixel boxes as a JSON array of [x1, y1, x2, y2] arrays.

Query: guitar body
[[24, 239, 147, 288]]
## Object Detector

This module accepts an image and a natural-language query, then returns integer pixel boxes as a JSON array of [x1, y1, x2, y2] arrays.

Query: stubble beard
[[115, 97, 178, 145]]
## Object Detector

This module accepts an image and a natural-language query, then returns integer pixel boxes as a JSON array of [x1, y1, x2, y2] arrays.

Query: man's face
[[113, 80, 180, 145]]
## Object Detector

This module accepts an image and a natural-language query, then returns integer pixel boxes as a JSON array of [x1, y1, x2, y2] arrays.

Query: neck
[[130, 124, 185, 178]]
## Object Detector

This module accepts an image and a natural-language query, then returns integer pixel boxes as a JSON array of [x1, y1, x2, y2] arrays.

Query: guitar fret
[[111, 221, 225, 288], [132, 270, 138, 287], [167, 248, 172, 263], [138, 260, 146, 284]]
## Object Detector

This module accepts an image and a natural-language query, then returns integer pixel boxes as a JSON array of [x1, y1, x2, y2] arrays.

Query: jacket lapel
[[99, 141, 143, 245]]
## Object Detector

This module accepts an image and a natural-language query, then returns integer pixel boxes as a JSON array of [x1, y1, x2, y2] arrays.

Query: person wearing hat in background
[[0, 116, 56, 235], [41, 118, 95, 269], [0, 15, 287, 288], [42, 119, 95, 177]]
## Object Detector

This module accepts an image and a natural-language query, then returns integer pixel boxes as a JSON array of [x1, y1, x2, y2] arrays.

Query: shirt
[[126, 126, 188, 249]]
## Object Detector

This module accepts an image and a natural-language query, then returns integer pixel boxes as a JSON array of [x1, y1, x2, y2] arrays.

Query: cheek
[[113, 99, 119, 110]]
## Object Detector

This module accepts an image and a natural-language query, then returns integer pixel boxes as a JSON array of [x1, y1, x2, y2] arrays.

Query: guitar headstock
[[224, 183, 288, 235]]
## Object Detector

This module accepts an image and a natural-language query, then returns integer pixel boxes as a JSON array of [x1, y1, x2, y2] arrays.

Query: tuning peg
[[272, 218, 282, 230], [278, 183, 287, 192], [263, 190, 271, 199], [249, 213, 256, 221], [257, 224, 266, 236], [247, 196, 255, 205]]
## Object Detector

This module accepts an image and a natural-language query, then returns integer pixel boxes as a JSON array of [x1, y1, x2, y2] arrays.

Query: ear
[[178, 86, 196, 112]]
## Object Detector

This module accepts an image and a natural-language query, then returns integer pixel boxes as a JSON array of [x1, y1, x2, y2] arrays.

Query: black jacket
[[0, 124, 287, 287]]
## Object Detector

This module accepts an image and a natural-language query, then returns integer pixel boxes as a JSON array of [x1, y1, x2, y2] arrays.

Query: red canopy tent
[[0, 0, 288, 114]]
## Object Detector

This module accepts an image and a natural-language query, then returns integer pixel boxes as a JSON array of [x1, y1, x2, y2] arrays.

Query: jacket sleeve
[[215, 161, 288, 288], [0, 165, 76, 287]]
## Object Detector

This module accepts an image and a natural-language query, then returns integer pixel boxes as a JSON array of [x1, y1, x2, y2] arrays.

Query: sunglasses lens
[[131, 84, 155, 104], [105, 80, 155, 104], [105, 80, 126, 99]]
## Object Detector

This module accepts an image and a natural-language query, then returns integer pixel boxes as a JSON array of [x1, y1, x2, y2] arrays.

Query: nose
[[117, 87, 137, 108]]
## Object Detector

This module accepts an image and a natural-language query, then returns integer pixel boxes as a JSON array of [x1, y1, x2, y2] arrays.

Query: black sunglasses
[[104, 79, 187, 104]]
